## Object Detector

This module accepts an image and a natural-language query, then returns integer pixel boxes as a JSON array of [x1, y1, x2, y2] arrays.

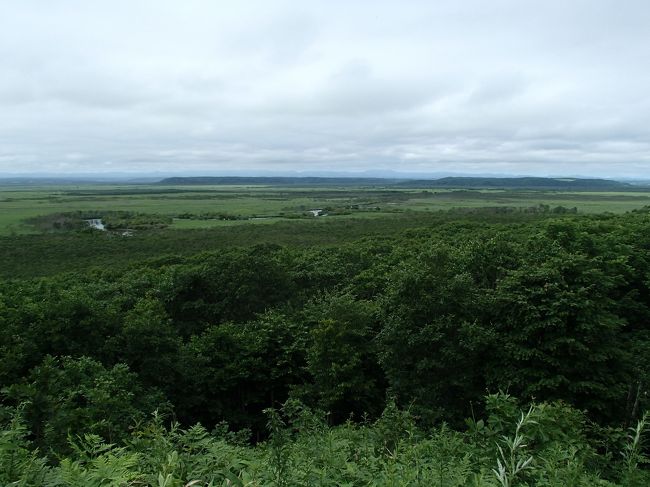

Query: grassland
[[2, 183, 650, 235]]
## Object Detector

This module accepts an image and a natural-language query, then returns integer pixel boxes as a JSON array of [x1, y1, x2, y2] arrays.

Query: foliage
[[2, 203, 650, 483], [3, 356, 167, 454], [1, 393, 646, 485]]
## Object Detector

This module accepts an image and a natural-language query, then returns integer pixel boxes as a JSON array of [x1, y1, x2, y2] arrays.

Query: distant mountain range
[[1, 175, 645, 191], [157, 176, 638, 190], [393, 177, 633, 190], [157, 176, 400, 186]]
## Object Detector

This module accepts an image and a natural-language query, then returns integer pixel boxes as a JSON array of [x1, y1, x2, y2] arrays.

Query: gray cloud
[[1, 0, 649, 177]]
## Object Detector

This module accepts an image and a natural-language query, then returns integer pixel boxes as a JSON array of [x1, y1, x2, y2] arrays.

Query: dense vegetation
[[2, 205, 650, 485], [0, 210, 551, 279]]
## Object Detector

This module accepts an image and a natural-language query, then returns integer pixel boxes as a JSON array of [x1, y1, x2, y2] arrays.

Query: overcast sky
[[1, 0, 650, 177]]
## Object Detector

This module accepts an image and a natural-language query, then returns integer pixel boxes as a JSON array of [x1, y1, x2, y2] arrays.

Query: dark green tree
[[301, 293, 385, 420], [5, 356, 166, 454]]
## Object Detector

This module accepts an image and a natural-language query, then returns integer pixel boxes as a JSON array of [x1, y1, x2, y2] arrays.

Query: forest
[[1, 198, 650, 485]]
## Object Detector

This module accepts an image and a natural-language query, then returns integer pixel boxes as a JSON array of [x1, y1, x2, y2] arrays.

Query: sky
[[1, 0, 650, 178]]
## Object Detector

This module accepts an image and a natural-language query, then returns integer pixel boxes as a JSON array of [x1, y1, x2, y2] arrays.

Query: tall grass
[[1, 394, 648, 486]]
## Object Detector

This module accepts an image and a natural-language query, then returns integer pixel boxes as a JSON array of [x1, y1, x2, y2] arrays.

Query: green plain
[[1, 183, 650, 235]]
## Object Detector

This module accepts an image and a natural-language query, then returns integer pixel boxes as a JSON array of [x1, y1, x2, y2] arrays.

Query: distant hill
[[156, 175, 640, 191], [0, 177, 114, 185], [0, 177, 160, 185], [157, 176, 401, 186], [395, 177, 633, 190]]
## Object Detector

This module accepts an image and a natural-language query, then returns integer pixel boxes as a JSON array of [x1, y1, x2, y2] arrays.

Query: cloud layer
[[1, 0, 649, 177]]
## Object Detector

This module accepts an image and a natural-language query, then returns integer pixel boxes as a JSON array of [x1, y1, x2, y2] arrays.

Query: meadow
[[2, 182, 650, 236], [1, 180, 648, 280]]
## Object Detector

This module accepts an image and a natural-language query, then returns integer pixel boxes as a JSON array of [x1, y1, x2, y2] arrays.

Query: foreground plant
[[620, 412, 650, 486], [492, 405, 536, 487]]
